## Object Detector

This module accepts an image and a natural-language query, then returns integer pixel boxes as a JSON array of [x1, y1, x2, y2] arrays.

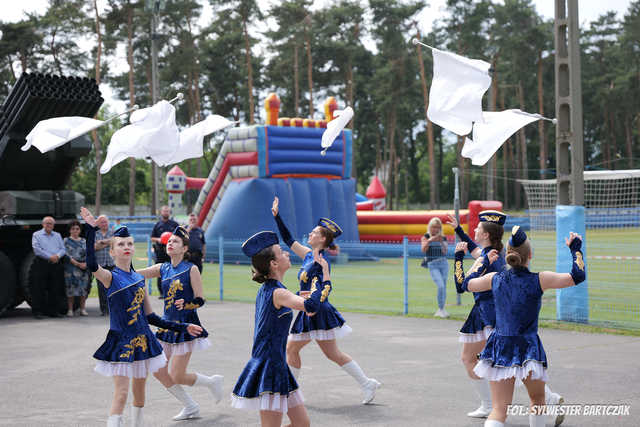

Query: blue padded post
[[556, 205, 589, 323]]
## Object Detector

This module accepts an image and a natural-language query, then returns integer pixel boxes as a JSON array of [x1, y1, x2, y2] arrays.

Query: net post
[[555, 0, 587, 322], [219, 235, 224, 301], [147, 237, 153, 294], [555, 206, 588, 322]]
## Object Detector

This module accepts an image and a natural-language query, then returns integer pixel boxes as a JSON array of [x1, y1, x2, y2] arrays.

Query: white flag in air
[[462, 109, 543, 166], [321, 106, 354, 152], [101, 100, 179, 174], [21, 116, 104, 153], [171, 115, 235, 165], [427, 48, 492, 136]]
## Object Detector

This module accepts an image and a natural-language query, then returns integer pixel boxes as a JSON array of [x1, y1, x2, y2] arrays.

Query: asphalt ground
[[1, 297, 639, 427]]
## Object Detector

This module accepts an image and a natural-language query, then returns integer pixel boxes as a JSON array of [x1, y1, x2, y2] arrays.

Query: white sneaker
[[467, 404, 492, 418], [208, 375, 224, 404], [546, 392, 565, 426], [440, 309, 450, 318], [172, 404, 200, 421], [361, 378, 381, 404], [434, 309, 443, 317]]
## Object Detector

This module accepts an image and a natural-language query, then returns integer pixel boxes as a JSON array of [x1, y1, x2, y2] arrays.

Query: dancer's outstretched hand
[[80, 207, 97, 227], [186, 323, 203, 337], [455, 242, 468, 254], [445, 213, 458, 228], [565, 232, 583, 251], [174, 298, 184, 310], [271, 196, 279, 217]]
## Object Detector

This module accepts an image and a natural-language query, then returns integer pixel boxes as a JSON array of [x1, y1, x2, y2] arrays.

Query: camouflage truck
[[0, 73, 103, 315]]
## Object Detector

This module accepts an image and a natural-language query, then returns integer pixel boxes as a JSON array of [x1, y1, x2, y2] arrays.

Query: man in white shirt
[[31, 216, 66, 319]]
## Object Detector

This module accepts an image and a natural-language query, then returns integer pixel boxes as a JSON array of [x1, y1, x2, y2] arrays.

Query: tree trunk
[[92, 0, 102, 214], [294, 44, 299, 116], [603, 105, 613, 168], [243, 18, 254, 124], [500, 91, 508, 208], [456, 136, 466, 207], [609, 110, 617, 169], [415, 29, 436, 209], [625, 114, 633, 169], [127, 3, 136, 216], [305, 27, 313, 117], [537, 51, 547, 178], [517, 81, 528, 181]]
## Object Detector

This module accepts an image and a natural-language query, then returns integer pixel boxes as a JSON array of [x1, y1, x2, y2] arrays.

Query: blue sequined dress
[[93, 267, 166, 378], [458, 247, 506, 343], [231, 279, 304, 413], [474, 267, 549, 382], [289, 251, 352, 341], [156, 261, 211, 356]]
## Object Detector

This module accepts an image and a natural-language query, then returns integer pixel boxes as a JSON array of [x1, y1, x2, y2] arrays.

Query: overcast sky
[[2, 0, 634, 112]]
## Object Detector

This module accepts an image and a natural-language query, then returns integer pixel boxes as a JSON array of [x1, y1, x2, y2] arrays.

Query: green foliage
[[1, 0, 639, 208]]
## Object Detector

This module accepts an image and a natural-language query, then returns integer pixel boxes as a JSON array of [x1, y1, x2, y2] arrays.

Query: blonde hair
[[427, 217, 444, 237], [505, 240, 531, 268]]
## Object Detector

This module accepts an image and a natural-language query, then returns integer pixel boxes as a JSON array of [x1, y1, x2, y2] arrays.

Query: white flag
[[321, 107, 354, 151], [101, 100, 179, 174], [427, 48, 491, 136], [170, 115, 235, 165], [462, 109, 543, 166], [21, 116, 104, 153]]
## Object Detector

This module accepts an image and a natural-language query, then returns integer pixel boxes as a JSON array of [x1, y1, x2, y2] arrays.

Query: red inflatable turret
[[365, 176, 386, 210]]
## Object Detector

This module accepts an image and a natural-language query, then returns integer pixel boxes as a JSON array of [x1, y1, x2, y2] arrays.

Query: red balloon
[[160, 231, 172, 245]]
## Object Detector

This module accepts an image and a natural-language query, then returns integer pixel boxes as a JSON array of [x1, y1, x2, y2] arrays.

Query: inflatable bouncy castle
[[190, 95, 359, 245]]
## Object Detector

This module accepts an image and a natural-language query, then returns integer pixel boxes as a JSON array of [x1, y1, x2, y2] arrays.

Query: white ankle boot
[[545, 385, 565, 426], [194, 373, 224, 404], [107, 414, 123, 427], [468, 379, 492, 418], [341, 360, 381, 404], [484, 420, 504, 427], [167, 384, 200, 420], [131, 406, 144, 427]]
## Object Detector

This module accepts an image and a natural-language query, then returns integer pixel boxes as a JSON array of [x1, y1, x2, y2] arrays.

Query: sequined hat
[[242, 231, 279, 257], [173, 225, 189, 240], [508, 225, 527, 247], [113, 225, 130, 238], [478, 210, 507, 225], [317, 218, 342, 238]]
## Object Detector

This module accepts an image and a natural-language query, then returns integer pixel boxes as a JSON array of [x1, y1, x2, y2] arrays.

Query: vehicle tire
[[0, 251, 18, 316], [19, 251, 37, 307]]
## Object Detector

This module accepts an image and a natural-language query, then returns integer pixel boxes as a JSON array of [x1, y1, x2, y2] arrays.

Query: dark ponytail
[[250, 246, 276, 283], [481, 222, 504, 253], [317, 226, 336, 250]]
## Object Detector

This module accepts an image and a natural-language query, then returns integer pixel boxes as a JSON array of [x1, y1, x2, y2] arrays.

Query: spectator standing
[[63, 220, 90, 317], [31, 216, 66, 319], [421, 217, 449, 318], [151, 205, 179, 295], [187, 212, 206, 273], [94, 215, 114, 316]]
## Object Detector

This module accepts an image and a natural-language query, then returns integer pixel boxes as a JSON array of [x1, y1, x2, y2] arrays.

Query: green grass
[[99, 228, 640, 335]]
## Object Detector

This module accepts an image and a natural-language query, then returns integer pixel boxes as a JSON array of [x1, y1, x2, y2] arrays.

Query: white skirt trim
[[159, 337, 211, 357], [230, 389, 304, 413], [458, 326, 494, 343], [473, 359, 548, 382], [289, 324, 352, 342], [94, 352, 167, 379]]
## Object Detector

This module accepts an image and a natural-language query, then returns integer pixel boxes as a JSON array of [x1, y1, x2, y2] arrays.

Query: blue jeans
[[427, 257, 449, 309]]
